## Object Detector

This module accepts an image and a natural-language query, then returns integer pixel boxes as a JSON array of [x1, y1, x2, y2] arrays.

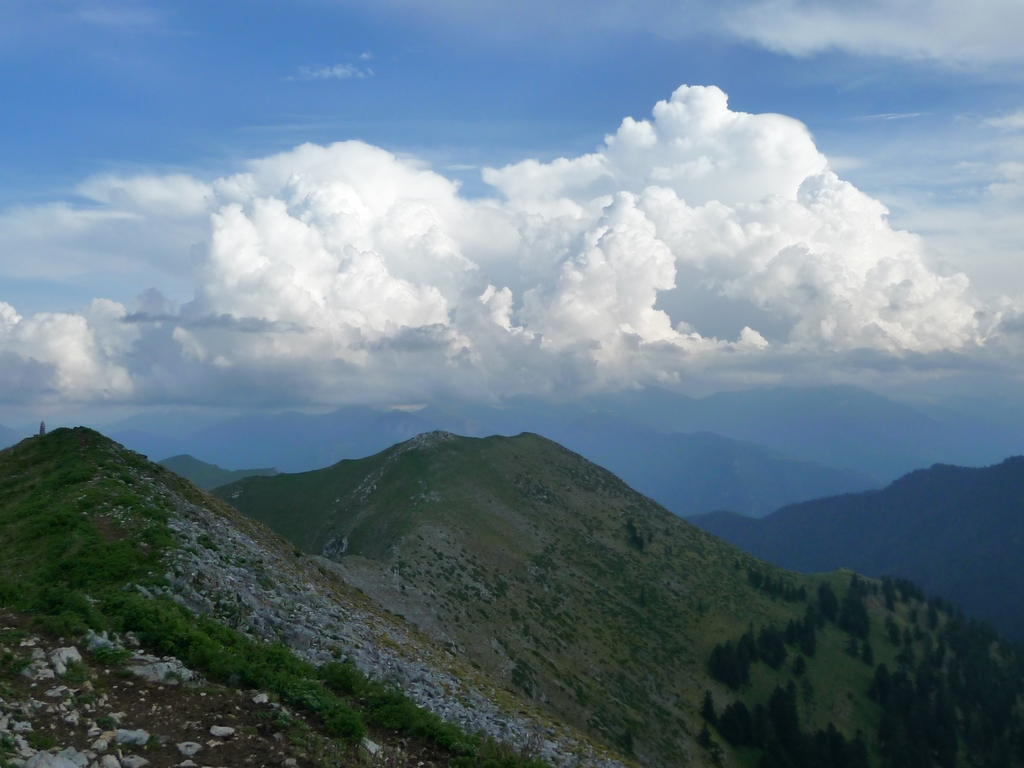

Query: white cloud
[[296, 64, 372, 80], [985, 111, 1024, 131], [486, 85, 827, 210], [725, 0, 1024, 65], [0, 299, 135, 401], [0, 173, 211, 283], [77, 174, 214, 216], [0, 84, 998, 405]]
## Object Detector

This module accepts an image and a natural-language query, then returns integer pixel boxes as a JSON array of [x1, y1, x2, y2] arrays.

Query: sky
[[1, 0, 1023, 422]]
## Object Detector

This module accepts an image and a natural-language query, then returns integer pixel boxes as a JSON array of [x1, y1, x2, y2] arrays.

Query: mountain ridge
[[157, 453, 279, 490], [548, 418, 874, 517], [214, 429, 1024, 767], [688, 455, 1024, 640], [0, 428, 615, 767], [0, 422, 25, 449]]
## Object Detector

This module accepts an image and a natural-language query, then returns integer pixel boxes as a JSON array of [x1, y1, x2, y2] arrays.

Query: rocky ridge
[[147, 463, 622, 767]]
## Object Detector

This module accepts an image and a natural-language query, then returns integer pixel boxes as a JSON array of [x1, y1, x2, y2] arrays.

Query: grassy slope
[[157, 453, 278, 490], [217, 431, 917, 767], [0, 428, 553, 768]]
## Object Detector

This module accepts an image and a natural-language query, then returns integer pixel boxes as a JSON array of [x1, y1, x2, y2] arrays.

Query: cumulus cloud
[[0, 84, 994, 405], [0, 299, 135, 401]]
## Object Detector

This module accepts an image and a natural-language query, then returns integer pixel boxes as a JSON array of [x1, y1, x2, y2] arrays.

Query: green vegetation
[[217, 430, 1024, 768], [0, 429, 546, 768], [708, 572, 1024, 767], [217, 431, 919, 766]]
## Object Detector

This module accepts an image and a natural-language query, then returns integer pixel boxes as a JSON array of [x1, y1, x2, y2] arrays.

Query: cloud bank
[[0, 85, 1001, 405]]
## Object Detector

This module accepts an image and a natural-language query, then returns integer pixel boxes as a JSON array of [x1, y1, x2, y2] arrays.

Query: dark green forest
[[705, 574, 1024, 768]]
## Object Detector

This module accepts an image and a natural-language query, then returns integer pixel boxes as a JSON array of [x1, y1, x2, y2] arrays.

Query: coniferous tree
[[718, 701, 754, 747], [785, 619, 798, 646], [757, 624, 788, 669], [818, 582, 839, 622], [862, 639, 874, 665], [792, 655, 807, 676], [701, 690, 718, 726], [846, 634, 860, 658], [883, 577, 897, 611], [870, 663, 892, 703], [885, 616, 901, 645], [838, 590, 870, 638], [697, 722, 713, 749], [709, 641, 749, 690], [739, 624, 758, 664]]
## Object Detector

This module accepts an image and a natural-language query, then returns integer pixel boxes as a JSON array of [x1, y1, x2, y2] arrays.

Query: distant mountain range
[[107, 385, 1024, 478], [156, 454, 279, 490], [77, 384, 1024, 518], [689, 456, 1024, 640], [546, 417, 873, 517], [0, 423, 26, 449], [584, 385, 1024, 482]]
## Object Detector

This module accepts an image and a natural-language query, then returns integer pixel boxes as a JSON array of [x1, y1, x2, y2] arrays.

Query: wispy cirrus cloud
[[858, 112, 925, 122], [293, 63, 373, 81], [75, 4, 164, 28]]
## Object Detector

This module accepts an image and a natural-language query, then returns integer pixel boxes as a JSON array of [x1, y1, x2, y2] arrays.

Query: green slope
[[215, 431, 1017, 768], [0, 429, 563, 768], [157, 453, 279, 490]]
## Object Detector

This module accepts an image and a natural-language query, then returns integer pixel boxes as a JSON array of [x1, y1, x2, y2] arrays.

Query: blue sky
[[3, 2, 1018, 202], [0, 0, 1022, 419]]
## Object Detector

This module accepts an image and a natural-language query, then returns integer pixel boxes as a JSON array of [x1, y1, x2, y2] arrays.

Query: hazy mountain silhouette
[[0, 423, 25, 449], [689, 456, 1024, 640], [157, 454, 279, 490]]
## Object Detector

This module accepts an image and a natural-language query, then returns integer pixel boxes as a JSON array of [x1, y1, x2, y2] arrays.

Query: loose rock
[[49, 647, 82, 675], [24, 752, 79, 768], [114, 729, 150, 746], [175, 742, 203, 757]]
